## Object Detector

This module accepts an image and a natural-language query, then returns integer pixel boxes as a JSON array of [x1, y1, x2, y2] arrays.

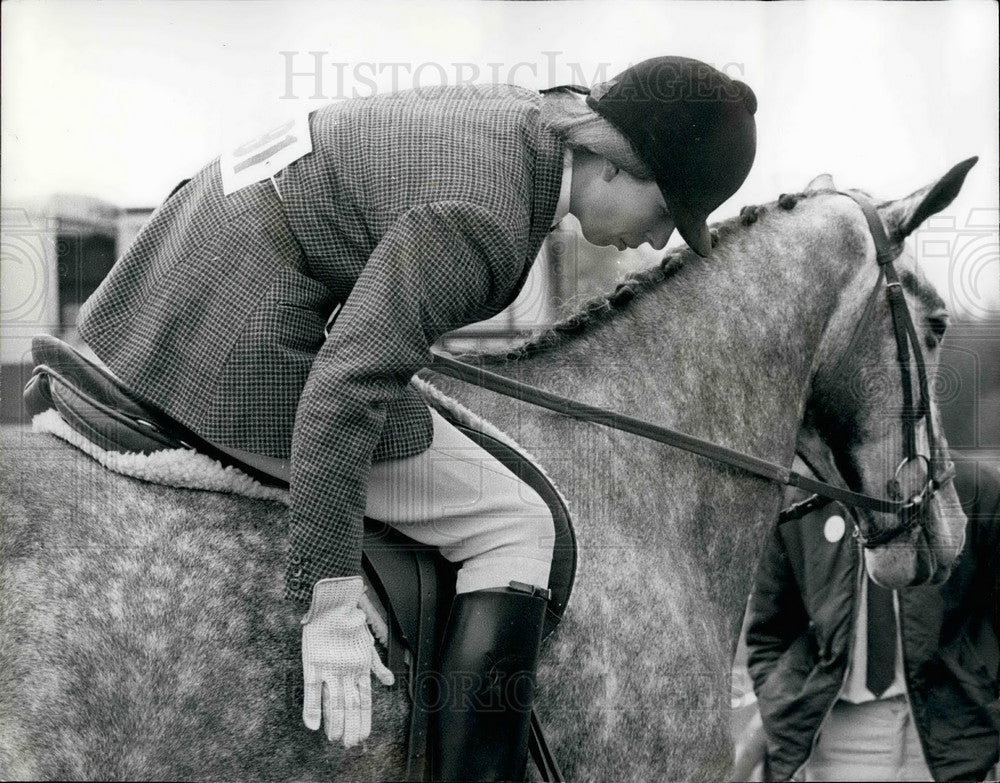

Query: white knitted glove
[[301, 576, 395, 747]]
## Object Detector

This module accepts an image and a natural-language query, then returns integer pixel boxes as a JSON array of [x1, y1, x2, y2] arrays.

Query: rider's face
[[569, 158, 676, 251]]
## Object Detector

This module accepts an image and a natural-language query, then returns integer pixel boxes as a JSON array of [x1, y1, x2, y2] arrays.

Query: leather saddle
[[24, 334, 575, 781]]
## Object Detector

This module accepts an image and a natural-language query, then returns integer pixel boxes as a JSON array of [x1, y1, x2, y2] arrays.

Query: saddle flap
[[362, 521, 456, 676]]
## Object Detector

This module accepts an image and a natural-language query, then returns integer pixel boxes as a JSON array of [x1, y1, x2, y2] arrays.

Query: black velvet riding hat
[[586, 56, 758, 256]]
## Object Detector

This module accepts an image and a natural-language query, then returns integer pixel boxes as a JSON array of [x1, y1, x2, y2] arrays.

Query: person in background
[[743, 451, 999, 782]]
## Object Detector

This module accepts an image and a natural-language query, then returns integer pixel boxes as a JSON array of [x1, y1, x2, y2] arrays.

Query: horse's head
[[800, 158, 976, 589]]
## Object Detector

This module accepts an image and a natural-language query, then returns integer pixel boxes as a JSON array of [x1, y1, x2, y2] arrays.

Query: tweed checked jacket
[[78, 84, 565, 605]]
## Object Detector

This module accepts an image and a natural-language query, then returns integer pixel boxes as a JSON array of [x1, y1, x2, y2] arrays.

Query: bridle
[[429, 191, 955, 547], [817, 191, 954, 546]]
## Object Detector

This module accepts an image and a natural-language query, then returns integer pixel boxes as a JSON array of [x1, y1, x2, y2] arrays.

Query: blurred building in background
[[2, 194, 119, 423]]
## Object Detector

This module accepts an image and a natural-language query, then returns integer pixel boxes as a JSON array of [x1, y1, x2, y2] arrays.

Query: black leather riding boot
[[430, 583, 548, 782]]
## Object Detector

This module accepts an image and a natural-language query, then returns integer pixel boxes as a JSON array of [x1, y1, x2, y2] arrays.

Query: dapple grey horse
[[0, 161, 973, 781]]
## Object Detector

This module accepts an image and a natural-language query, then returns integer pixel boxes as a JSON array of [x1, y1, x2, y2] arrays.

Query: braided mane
[[476, 189, 823, 363], [485, 248, 691, 362]]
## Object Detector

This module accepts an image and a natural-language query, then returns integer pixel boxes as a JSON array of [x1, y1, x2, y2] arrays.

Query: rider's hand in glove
[[301, 576, 394, 747]]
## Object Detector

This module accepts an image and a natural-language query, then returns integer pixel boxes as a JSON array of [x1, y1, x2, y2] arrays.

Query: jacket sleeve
[[286, 201, 524, 606], [745, 524, 811, 694]]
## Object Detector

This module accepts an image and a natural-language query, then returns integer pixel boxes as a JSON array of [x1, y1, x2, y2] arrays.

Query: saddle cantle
[[24, 334, 575, 781]]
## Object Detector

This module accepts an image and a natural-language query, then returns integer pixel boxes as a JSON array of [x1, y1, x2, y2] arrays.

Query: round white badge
[[824, 515, 846, 542]]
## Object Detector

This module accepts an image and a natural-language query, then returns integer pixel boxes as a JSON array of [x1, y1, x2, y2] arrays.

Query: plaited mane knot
[[609, 284, 636, 306], [739, 204, 761, 226], [778, 193, 800, 210], [660, 254, 685, 274]]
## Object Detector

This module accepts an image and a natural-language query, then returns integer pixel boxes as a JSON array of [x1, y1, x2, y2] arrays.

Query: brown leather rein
[[430, 191, 954, 547]]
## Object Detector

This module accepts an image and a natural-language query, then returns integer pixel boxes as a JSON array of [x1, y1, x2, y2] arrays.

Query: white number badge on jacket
[[220, 113, 313, 196]]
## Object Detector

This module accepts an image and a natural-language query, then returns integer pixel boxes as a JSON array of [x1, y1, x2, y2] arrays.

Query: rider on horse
[[74, 56, 757, 781]]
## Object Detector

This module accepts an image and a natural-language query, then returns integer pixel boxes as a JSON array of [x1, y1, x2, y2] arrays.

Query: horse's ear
[[806, 173, 836, 192], [881, 157, 978, 243]]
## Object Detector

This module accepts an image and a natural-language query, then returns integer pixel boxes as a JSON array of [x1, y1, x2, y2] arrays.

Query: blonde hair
[[540, 88, 653, 180]]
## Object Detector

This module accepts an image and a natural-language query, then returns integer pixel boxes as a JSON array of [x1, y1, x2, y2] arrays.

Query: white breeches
[[364, 408, 555, 594]]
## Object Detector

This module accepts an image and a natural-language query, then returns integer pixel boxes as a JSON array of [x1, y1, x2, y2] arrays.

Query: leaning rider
[[75, 56, 757, 781]]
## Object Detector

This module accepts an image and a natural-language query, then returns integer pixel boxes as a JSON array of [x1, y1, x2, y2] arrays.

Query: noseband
[[817, 191, 954, 547]]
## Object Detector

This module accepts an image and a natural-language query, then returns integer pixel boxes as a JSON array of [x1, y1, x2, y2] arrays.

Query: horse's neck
[[506, 249, 841, 460], [470, 239, 852, 640]]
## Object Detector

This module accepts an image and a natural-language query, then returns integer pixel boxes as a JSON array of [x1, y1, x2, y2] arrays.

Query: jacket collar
[[550, 149, 573, 228], [527, 124, 566, 254]]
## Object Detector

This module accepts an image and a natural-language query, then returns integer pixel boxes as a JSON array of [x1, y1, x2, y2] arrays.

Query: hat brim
[[663, 194, 712, 257]]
